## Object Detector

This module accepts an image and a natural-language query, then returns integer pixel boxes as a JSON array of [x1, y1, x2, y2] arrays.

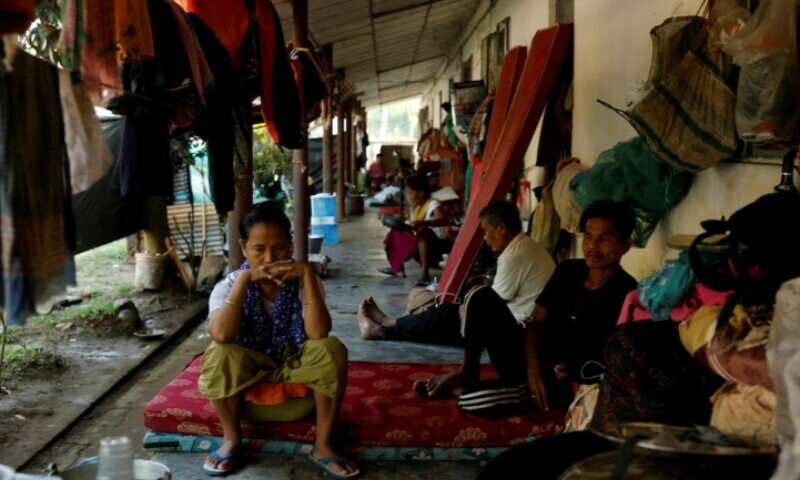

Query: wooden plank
[[446, 46, 526, 297], [165, 237, 193, 289], [438, 25, 572, 303]]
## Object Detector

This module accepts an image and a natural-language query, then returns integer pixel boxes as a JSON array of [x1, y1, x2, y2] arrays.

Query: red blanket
[[143, 356, 563, 448]]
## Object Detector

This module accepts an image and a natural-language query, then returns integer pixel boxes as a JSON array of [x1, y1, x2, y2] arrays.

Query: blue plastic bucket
[[310, 194, 338, 244], [311, 194, 337, 217]]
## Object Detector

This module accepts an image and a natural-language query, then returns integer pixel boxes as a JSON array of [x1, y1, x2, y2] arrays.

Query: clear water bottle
[[97, 436, 134, 480]]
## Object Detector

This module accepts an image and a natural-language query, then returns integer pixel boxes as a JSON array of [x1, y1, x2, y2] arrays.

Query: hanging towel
[[59, 0, 126, 106], [0, 52, 69, 325], [59, 70, 114, 194]]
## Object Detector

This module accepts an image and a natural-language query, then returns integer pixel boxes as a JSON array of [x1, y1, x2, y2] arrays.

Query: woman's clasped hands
[[249, 259, 308, 285]]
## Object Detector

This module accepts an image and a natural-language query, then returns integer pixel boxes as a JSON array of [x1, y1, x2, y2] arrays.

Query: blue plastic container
[[311, 194, 337, 217], [311, 223, 338, 245], [310, 194, 339, 244]]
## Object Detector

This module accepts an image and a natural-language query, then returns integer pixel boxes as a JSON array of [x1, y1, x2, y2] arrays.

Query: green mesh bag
[[573, 137, 693, 247]]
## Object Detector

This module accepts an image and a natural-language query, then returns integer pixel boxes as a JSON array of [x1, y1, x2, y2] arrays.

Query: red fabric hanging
[[173, 0, 248, 70], [0, 0, 35, 34], [255, 0, 303, 148]]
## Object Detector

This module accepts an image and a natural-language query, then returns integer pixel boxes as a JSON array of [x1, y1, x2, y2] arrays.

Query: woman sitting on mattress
[[198, 206, 359, 478], [379, 173, 451, 286]]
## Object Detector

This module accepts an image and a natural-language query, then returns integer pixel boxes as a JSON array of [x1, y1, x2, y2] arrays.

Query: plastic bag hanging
[[723, 0, 800, 141]]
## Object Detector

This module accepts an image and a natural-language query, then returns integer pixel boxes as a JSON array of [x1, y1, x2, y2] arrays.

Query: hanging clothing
[[59, 70, 114, 194], [165, 0, 214, 106], [256, 0, 303, 148], [184, 13, 235, 214], [59, 0, 142, 106], [0, 0, 35, 34], [0, 51, 71, 325], [173, 0, 249, 69]]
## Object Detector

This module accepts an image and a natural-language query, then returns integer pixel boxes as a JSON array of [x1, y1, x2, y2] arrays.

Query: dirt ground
[[0, 239, 212, 469]]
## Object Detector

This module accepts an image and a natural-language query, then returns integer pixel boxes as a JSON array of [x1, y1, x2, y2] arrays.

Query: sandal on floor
[[203, 450, 239, 477], [378, 267, 404, 278], [307, 454, 360, 479]]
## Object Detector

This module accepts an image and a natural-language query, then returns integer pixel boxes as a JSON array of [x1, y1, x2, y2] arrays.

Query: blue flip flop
[[203, 450, 239, 477], [307, 454, 360, 479]]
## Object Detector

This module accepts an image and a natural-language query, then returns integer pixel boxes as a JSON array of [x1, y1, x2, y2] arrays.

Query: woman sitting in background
[[199, 206, 358, 478], [378, 174, 451, 286]]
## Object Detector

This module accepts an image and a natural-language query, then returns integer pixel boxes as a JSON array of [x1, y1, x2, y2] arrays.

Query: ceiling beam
[[377, 54, 445, 74], [372, 0, 448, 19]]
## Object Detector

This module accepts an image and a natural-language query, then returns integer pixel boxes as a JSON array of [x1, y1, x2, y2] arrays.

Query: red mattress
[[143, 356, 563, 448]]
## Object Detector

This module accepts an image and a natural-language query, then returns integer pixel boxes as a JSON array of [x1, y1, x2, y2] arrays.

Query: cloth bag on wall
[[530, 180, 562, 256], [601, 16, 737, 173]]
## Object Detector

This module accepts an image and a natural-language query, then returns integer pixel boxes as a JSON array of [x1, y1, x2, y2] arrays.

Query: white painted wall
[[421, 0, 790, 279], [573, 0, 789, 279]]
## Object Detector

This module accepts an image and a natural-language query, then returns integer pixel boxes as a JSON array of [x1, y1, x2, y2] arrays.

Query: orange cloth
[[245, 382, 311, 406], [113, 0, 155, 63], [174, 0, 248, 69]]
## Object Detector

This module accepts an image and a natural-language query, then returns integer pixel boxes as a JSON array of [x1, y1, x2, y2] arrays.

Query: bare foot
[[417, 371, 464, 398], [363, 297, 394, 327], [357, 303, 384, 340]]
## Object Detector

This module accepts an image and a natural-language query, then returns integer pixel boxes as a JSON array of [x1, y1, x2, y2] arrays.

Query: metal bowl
[[59, 459, 170, 480]]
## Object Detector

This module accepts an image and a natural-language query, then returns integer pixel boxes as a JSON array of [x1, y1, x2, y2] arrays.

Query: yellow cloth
[[411, 198, 432, 223], [198, 337, 348, 400], [679, 305, 720, 356]]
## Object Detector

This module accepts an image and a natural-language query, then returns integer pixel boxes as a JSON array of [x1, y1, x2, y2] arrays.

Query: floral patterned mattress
[[143, 355, 563, 457]]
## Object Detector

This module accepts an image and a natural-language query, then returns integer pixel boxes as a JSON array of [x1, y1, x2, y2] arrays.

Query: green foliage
[[3, 345, 65, 380], [253, 126, 292, 200], [38, 299, 115, 326], [115, 282, 135, 296], [68, 300, 115, 321]]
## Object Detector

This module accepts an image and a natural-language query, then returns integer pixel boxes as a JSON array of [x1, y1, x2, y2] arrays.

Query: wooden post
[[142, 196, 168, 256], [227, 103, 254, 272], [349, 103, 358, 189], [322, 44, 334, 195], [292, 0, 309, 261], [336, 99, 346, 220], [344, 102, 352, 187]]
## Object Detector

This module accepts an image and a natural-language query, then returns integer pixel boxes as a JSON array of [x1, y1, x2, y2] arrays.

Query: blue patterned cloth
[[637, 253, 695, 322], [235, 261, 305, 356]]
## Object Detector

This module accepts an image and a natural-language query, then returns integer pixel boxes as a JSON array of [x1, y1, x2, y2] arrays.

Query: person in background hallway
[[367, 152, 386, 195], [378, 174, 451, 286]]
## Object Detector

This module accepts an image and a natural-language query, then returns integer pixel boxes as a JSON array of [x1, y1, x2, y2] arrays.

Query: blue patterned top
[[231, 261, 305, 356]]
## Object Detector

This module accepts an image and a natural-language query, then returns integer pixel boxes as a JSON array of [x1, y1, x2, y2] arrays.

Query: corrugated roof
[[274, 0, 481, 107]]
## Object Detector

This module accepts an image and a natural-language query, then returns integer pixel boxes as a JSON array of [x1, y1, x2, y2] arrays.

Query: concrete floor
[[24, 206, 483, 479]]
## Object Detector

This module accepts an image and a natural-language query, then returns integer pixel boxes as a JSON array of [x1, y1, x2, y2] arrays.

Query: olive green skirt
[[198, 336, 348, 400]]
